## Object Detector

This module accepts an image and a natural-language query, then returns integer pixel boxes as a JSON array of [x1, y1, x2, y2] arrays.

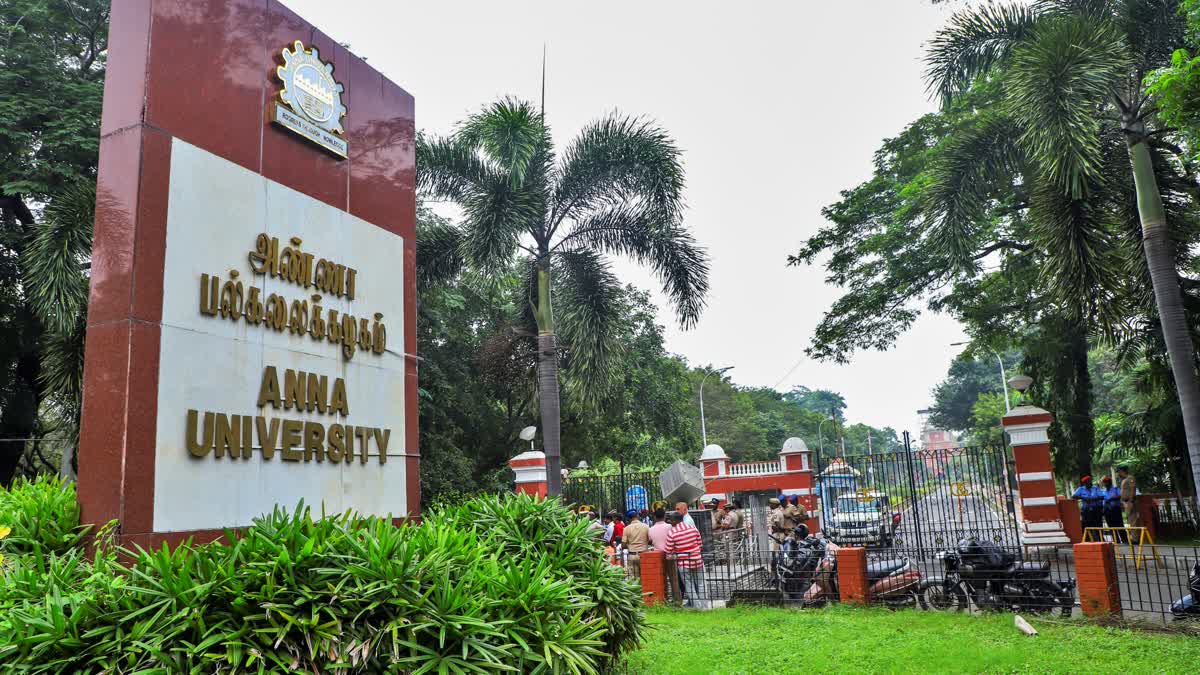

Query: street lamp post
[[699, 366, 734, 447], [818, 417, 831, 456], [951, 342, 1011, 413]]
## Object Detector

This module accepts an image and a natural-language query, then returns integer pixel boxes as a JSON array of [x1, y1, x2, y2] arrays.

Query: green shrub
[[0, 475, 88, 556], [0, 491, 645, 673]]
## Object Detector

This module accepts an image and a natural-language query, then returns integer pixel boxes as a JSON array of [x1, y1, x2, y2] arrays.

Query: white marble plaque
[[153, 139, 406, 532]]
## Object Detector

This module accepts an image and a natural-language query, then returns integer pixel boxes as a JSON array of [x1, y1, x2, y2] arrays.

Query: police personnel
[[1118, 466, 1141, 528], [1071, 475, 1104, 533], [1100, 476, 1126, 542], [767, 497, 786, 548], [780, 495, 798, 533], [788, 494, 810, 531]]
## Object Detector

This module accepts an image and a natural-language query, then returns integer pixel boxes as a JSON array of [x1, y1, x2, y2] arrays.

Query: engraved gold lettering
[[248, 233, 279, 276], [356, 426, 371, 464], [330, 378, 349, 416], [281, 419, 304, 461], [304, 421, 325, 462], [257, 366, 282, 409], [283, 369, 306, 411], [214, 413, 241, 459], [199, 273, 220, 316], [241, 415, 253, 459], [373, 428, 390, 464], [186, 409, 214, 457], [328, 423, 345, 463], [256, 416, 279, 460], [306, 373, 327, 414], [341, 314, 357, 360], [371, 313, 386, 354]]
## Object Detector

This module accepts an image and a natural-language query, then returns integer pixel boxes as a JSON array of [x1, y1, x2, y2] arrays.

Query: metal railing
[[727, 461, 782, 477]]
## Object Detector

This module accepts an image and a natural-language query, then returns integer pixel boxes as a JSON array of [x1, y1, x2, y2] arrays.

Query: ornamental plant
[[0, 488, 645, 673]]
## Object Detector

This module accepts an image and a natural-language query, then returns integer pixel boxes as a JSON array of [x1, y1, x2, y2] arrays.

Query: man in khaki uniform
[[623, 511, 651, 554], [767, 498, 786, 549], [782, 495, 804, 534], [787, 492, 806, 528], [1118, 466, 1141, 528]]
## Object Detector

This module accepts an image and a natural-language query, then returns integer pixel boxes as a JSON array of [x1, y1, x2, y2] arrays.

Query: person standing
[[1118, 466, 1142, 528], [1099, 476, 1126, 542], [788, 495, 810, 531], [709, 498, 727, 531], [674, 502, 696, 528], [647, 509, 672, 551], [623, 510, 651, 555], [1071, 475, 1104, 534], [781, 494, 799, 534], [664, 511, 706, 608]]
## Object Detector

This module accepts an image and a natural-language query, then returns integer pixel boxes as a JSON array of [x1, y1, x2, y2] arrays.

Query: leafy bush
[[0, 490, 645, 673], [0, 475, 87, 556]]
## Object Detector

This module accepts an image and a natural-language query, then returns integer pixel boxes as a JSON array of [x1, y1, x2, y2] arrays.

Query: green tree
[[925, 0, 1200, 496], [782, 386, 847, 422], [417, 99, 709, 494], [929, 350, 1021, 432], [0, 1, 108, 483]]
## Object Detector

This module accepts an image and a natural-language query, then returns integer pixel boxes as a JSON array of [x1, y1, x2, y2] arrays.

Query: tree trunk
[[1067, 323, 1093, 478], [534, 260, 562, 496], [1128, 137, 1200, 500]]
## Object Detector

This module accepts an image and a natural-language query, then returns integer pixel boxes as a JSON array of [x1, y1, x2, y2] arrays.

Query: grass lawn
[[625, 605, 1200, 674]]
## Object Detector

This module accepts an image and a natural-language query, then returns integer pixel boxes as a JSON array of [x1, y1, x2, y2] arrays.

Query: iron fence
[[1112, 544, 1200, 625], [1150, 497, 1200, 541], [813, 439, 1021, 557], [561, 470, 662, 516]]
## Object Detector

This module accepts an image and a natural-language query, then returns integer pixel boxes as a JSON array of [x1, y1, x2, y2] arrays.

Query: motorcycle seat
[[866, 559, 907, 579], [1008, 561, 1050, 574]]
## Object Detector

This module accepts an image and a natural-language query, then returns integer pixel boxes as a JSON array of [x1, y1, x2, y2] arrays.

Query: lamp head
[[1007, 375, 1034, 405], [519, 426, 537, 442]]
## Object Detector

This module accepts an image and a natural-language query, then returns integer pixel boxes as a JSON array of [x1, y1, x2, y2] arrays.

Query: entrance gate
[[814, 432, 1020, 558]]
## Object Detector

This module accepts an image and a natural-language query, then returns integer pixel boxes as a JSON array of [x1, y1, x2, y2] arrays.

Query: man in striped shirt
[[664, 512, 707, 608]]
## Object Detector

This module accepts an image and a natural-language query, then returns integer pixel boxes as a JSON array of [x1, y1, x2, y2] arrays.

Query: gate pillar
[[510, 450, 548, 498], [1002, 406, 1070, 548]]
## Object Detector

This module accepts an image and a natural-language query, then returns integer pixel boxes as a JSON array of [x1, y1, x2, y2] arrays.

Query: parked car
[[825, 492, 901, 547]]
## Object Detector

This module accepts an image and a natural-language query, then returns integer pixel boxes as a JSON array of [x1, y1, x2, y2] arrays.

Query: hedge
[[0, 485, 644, 673]]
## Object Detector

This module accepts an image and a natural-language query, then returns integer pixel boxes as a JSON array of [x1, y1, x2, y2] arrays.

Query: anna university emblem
[[271, 40, 348, 158]]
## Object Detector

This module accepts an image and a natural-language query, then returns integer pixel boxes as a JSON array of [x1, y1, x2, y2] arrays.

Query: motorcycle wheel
[[1024, 580, 1073, 618], [920, 583, 967, 612]]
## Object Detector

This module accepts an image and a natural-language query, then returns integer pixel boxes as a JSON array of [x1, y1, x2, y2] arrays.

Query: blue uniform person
[[1099, 476, 1126, 542], [1071, 475, 1104, 533]]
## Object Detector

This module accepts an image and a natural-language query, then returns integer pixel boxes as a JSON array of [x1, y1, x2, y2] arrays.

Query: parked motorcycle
[[1169, 560, 1200, 620], [788, 534, 924, 607], [769, 526, 824, 598], [921, 537, 1074, 617]]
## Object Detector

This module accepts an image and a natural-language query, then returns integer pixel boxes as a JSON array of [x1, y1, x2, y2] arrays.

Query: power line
[[771, 356, 806, 390]]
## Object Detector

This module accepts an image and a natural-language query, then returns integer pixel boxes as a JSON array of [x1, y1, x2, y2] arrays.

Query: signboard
[[625, 485, 648, 513], [77, 1, 417, 547]]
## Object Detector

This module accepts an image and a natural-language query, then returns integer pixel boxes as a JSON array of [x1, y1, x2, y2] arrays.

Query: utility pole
[[699, 366, 734, 447]]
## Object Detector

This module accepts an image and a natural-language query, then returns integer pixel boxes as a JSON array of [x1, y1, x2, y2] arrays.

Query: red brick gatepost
[[638, 550, 667, 605], [1002, 405, 1071, 548], [1074, 541, 1121, 616], [837, 546, 869, 605], [509, 451, 548, 498]]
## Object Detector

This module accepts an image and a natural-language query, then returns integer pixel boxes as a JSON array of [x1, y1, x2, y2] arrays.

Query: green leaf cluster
[[0, 491, 644, 673], [0, 475, 86, 556]]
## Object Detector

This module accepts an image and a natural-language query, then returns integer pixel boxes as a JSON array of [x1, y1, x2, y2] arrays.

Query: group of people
[[1070, 466, 1141, 541], [767, 494, 810, 548], [576, 501, 711, 608]]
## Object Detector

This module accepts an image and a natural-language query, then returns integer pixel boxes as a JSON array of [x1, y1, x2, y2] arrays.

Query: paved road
[[894, 484, 1019, 550]]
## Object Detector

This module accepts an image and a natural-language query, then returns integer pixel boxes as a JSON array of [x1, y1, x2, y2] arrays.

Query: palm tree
[[11, 179, 95, 481], [924, 0, 1200, 498], [417, 99, 709, 494]]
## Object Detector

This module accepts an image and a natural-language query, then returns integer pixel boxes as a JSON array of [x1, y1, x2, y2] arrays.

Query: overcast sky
[[289, 0, 972, 443]]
